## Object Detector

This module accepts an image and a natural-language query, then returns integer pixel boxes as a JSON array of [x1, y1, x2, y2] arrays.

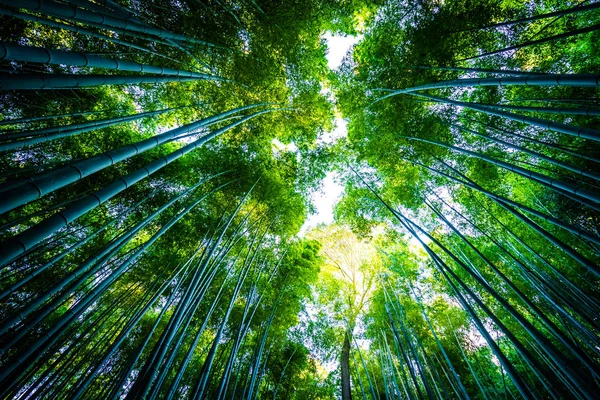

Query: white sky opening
[[299, 34, 361, 236], [322, 32, 362, 70]]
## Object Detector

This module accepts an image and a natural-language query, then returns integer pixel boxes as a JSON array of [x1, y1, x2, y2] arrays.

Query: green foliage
[[1, 0, 600, 399]]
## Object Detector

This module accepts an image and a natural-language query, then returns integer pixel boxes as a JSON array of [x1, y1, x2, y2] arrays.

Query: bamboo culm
[[0, 179, 231, 390], [0, 42, 210, 78], [0, 108, 106, 126], [0, 174, 225, 339], [0, 106, 185, 153], [414, 93, 600, 143], [424, 199, 600, 377], [126, 184, 256, 399], [0, 7, 180, 63], [0, 72, 218, 90], [459, 2, 600, 32], [463, 101, 600, 117], [0, 109, 276, 267], [413, 158, 600, 277], [0, 188, 160, 301], [411, 65, 549, 76], [461, 23, 600, 61], [0, 0, 223, 48], [408, 135, 600, 205], [452, 123, 600, 183], [0, 103, 271, 215]]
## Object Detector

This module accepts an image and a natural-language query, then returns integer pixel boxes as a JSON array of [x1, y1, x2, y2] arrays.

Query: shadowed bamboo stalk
[[0, 107, 187, 141], [0, 106, 185, 152], [457, 2, 600, 32], [423, 198, 600, 376], [411, 65, 548, 76], [0, 7, 180, 62], [406, 139, 600, 246], [373, 73, 600, 105], [0, 179, 233, 393], [0, 177, 212, 342], [0, 109, 278, 268], [0, 42, 208, 78], [0, 103, 271, 214], [427, 185, 600, 338], [64, 0, 122, 16], [0, 187, 161, 302], [112, 184, 240, 399], [0, 72, 220, 90], [414, 93, 600, 142], [407, 135, 600, 204], [465, 118, 600, 164], [453, 123, 600, 181], [412, 158, 600, 277], [461, 23, 600, 61], [0, 109, 106, 126], [461, 101, 600, 116], [0, 0, 224, 48], [355, 167, 598, 399]]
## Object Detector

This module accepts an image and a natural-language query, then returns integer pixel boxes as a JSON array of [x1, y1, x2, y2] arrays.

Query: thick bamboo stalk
[[0, 110, 275, 268], [0, 107, 179, 141], [164, 265, 234, 400], [459, 2, 600, 32], [357, 169, 597, 398], [0, 189, 157, 301], [0, 103, 269, 214], [0, 7, 177, 62], [0, 42, 208, 78], [127, 186, 257, 399], [428, 187, 600, 335], [410, 136, 600, 217], [188, 222, 261, 400], [0, 109, 106, 126], [454, 123, 600, 182], [374, 73, 600, 102], [94, 0, 137, 19], [465, 118, 600, 164], [0, 0, 222, 48], [0, 107, 183, 152], [425, 199, 600, 376], [465, 102, 600, 116], [64, 0, 120, 16], [0, 180, 230, 388], [416, 93, 600, 143], [414, 158, 600, 277], [405, 279, 471, 400], [461, 23, 600, 61], [0, 72, 218, 90], [411, 65, 548, 76], [0, 174, 226, 339]]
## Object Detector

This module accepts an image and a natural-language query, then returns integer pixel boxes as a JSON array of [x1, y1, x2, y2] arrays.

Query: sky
[[299, 34, 361, 235], [322, 33, 362, 70]]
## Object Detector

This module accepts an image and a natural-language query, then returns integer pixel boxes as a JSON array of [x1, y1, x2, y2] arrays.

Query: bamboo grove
[[1, 0, 600, 399]]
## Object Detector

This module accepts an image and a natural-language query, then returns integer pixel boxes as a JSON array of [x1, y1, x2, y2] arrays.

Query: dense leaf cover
[[0, 0, 599, 399]]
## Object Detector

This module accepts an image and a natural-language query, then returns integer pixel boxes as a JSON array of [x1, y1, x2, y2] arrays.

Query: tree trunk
[[341, 327, 353, 400]]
